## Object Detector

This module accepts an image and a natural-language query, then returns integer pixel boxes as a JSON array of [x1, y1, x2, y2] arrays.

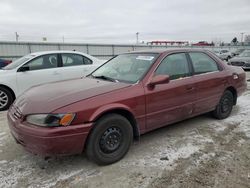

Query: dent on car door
[[16, 54, 62, 95], [60, 53, 94, 80], [145, 53, 195, 131], [188, 52, 225, 114]]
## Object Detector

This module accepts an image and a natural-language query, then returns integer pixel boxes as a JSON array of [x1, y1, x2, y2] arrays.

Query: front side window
[[155, 53, 190, 80], [21, 54, 58, 71], [189, 52, 219, 74], [91, 53, 158, 83]]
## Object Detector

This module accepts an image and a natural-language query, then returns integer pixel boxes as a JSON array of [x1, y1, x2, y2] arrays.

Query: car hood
[[0, 69, 11, 73], [14, 77, 131, 114], [0, 69, 15, 79], [230, 56, 250, 62]]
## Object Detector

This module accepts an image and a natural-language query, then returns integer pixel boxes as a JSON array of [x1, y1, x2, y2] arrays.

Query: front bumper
[[7, 111, 93, 156]]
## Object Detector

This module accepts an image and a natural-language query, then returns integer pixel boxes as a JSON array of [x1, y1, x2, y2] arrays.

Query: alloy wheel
[[0, 91, 8, 109]]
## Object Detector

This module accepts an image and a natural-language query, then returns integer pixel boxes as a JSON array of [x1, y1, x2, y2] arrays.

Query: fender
[[89, 103, 135, 122], [89, 103, 141, 138]]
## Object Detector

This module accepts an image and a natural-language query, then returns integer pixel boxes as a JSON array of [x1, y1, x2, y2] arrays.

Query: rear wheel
[[212, 90, 234, 119], [86, 114, 133, 165], [0, 87, 14, 111]]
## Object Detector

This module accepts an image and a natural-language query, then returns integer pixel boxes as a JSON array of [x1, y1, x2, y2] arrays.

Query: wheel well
[[93, 109, 140, 140], [225, 86, 237, 105], [0, 84, 16, 100]]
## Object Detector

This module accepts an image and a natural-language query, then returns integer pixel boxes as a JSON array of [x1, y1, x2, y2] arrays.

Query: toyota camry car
[[0, 51, 105, 111], [8, 49, 247, 165]]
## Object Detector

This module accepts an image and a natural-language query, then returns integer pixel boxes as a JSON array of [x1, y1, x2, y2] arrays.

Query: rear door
[[59, 53, 96, 80], [145, 52, 196, 130], [188, 52, 226, 115], [16, 54, 62, 95]]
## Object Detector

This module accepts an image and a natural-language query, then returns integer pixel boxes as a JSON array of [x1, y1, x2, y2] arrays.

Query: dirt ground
[[0, 72, 250, 188]]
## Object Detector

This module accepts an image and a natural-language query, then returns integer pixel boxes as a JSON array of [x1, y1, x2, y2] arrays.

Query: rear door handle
[[53, 71, 60, 75], [186, 86, 195, 91]]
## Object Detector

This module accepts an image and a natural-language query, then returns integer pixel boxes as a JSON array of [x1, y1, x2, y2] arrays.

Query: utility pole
[[15, 32, 19, 42], [240, 32, 245, 43], [136, 32, 139, 44], [62, 36, 65, 43]]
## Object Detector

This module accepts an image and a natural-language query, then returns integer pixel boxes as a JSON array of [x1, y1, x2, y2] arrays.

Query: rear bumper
[[237, 81, 248, 97], [7, 112, 93, 156]]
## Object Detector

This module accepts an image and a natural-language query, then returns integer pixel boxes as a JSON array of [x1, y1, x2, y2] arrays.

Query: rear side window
[[189, 52, 219, 74], [155, 53, 190, 80], [62, 54, 92, 67]]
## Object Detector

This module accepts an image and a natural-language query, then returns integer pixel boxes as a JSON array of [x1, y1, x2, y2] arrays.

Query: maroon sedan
[[8, 49, 247, 165]]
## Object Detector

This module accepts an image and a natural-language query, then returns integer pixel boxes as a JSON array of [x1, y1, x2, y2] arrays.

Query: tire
[[0, 87, 14, 111], [86, 114, 133, 165], [212, 90, 234, 119]]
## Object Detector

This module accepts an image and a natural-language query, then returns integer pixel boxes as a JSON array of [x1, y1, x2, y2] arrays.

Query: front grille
[[231, 61, 245, 66], [10, 105, 23, 120]]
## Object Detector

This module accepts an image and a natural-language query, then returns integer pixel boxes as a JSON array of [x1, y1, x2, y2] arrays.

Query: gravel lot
[[0, 71, 250, 188]]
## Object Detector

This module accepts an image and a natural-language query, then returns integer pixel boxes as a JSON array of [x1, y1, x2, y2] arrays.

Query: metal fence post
[[27, 43, 31, 53], [86, 44, 89, 54], [112, 45, 115, 56]]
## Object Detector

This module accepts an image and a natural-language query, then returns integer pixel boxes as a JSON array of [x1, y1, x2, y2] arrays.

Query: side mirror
[[148, 75, 170, 88], [17, 66, 29, 72]]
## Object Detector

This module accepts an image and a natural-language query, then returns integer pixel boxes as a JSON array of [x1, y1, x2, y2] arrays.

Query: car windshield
[[239, 51, 250, 57], [2, 55, 34, 70], [91, 53, 158, 83]]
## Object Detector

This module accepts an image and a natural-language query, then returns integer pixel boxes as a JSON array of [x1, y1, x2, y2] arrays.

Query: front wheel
[[0, 87, 14, 111], [212, 90, 234, 119], [86, 114, 133, 165]]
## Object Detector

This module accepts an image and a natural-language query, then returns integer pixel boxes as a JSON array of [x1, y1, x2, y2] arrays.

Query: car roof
[[124, 48, 212, 54], [29, 50, 88, 56]]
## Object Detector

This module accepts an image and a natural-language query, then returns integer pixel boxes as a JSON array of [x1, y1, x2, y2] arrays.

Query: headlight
[[26, 113, 75, 127]]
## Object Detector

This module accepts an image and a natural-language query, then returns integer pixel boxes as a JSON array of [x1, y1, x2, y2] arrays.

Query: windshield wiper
[[92, 75, 119, 82]]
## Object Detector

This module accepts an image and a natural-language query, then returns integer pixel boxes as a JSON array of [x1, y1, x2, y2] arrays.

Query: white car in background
[[0, 51, 105, 110], [213, 49, 233, 61]]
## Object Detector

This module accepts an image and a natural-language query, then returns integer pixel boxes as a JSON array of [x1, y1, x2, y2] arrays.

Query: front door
[[16, 54, 62, 96], [145, 53, 195, 131]]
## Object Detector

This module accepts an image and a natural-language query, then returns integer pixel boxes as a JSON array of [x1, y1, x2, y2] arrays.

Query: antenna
[[15, 32, 19, 42], [136, 32, 139, 44]]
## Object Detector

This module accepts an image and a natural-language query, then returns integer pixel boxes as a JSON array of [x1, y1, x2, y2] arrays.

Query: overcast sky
[[0, 0, 249, 44]]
